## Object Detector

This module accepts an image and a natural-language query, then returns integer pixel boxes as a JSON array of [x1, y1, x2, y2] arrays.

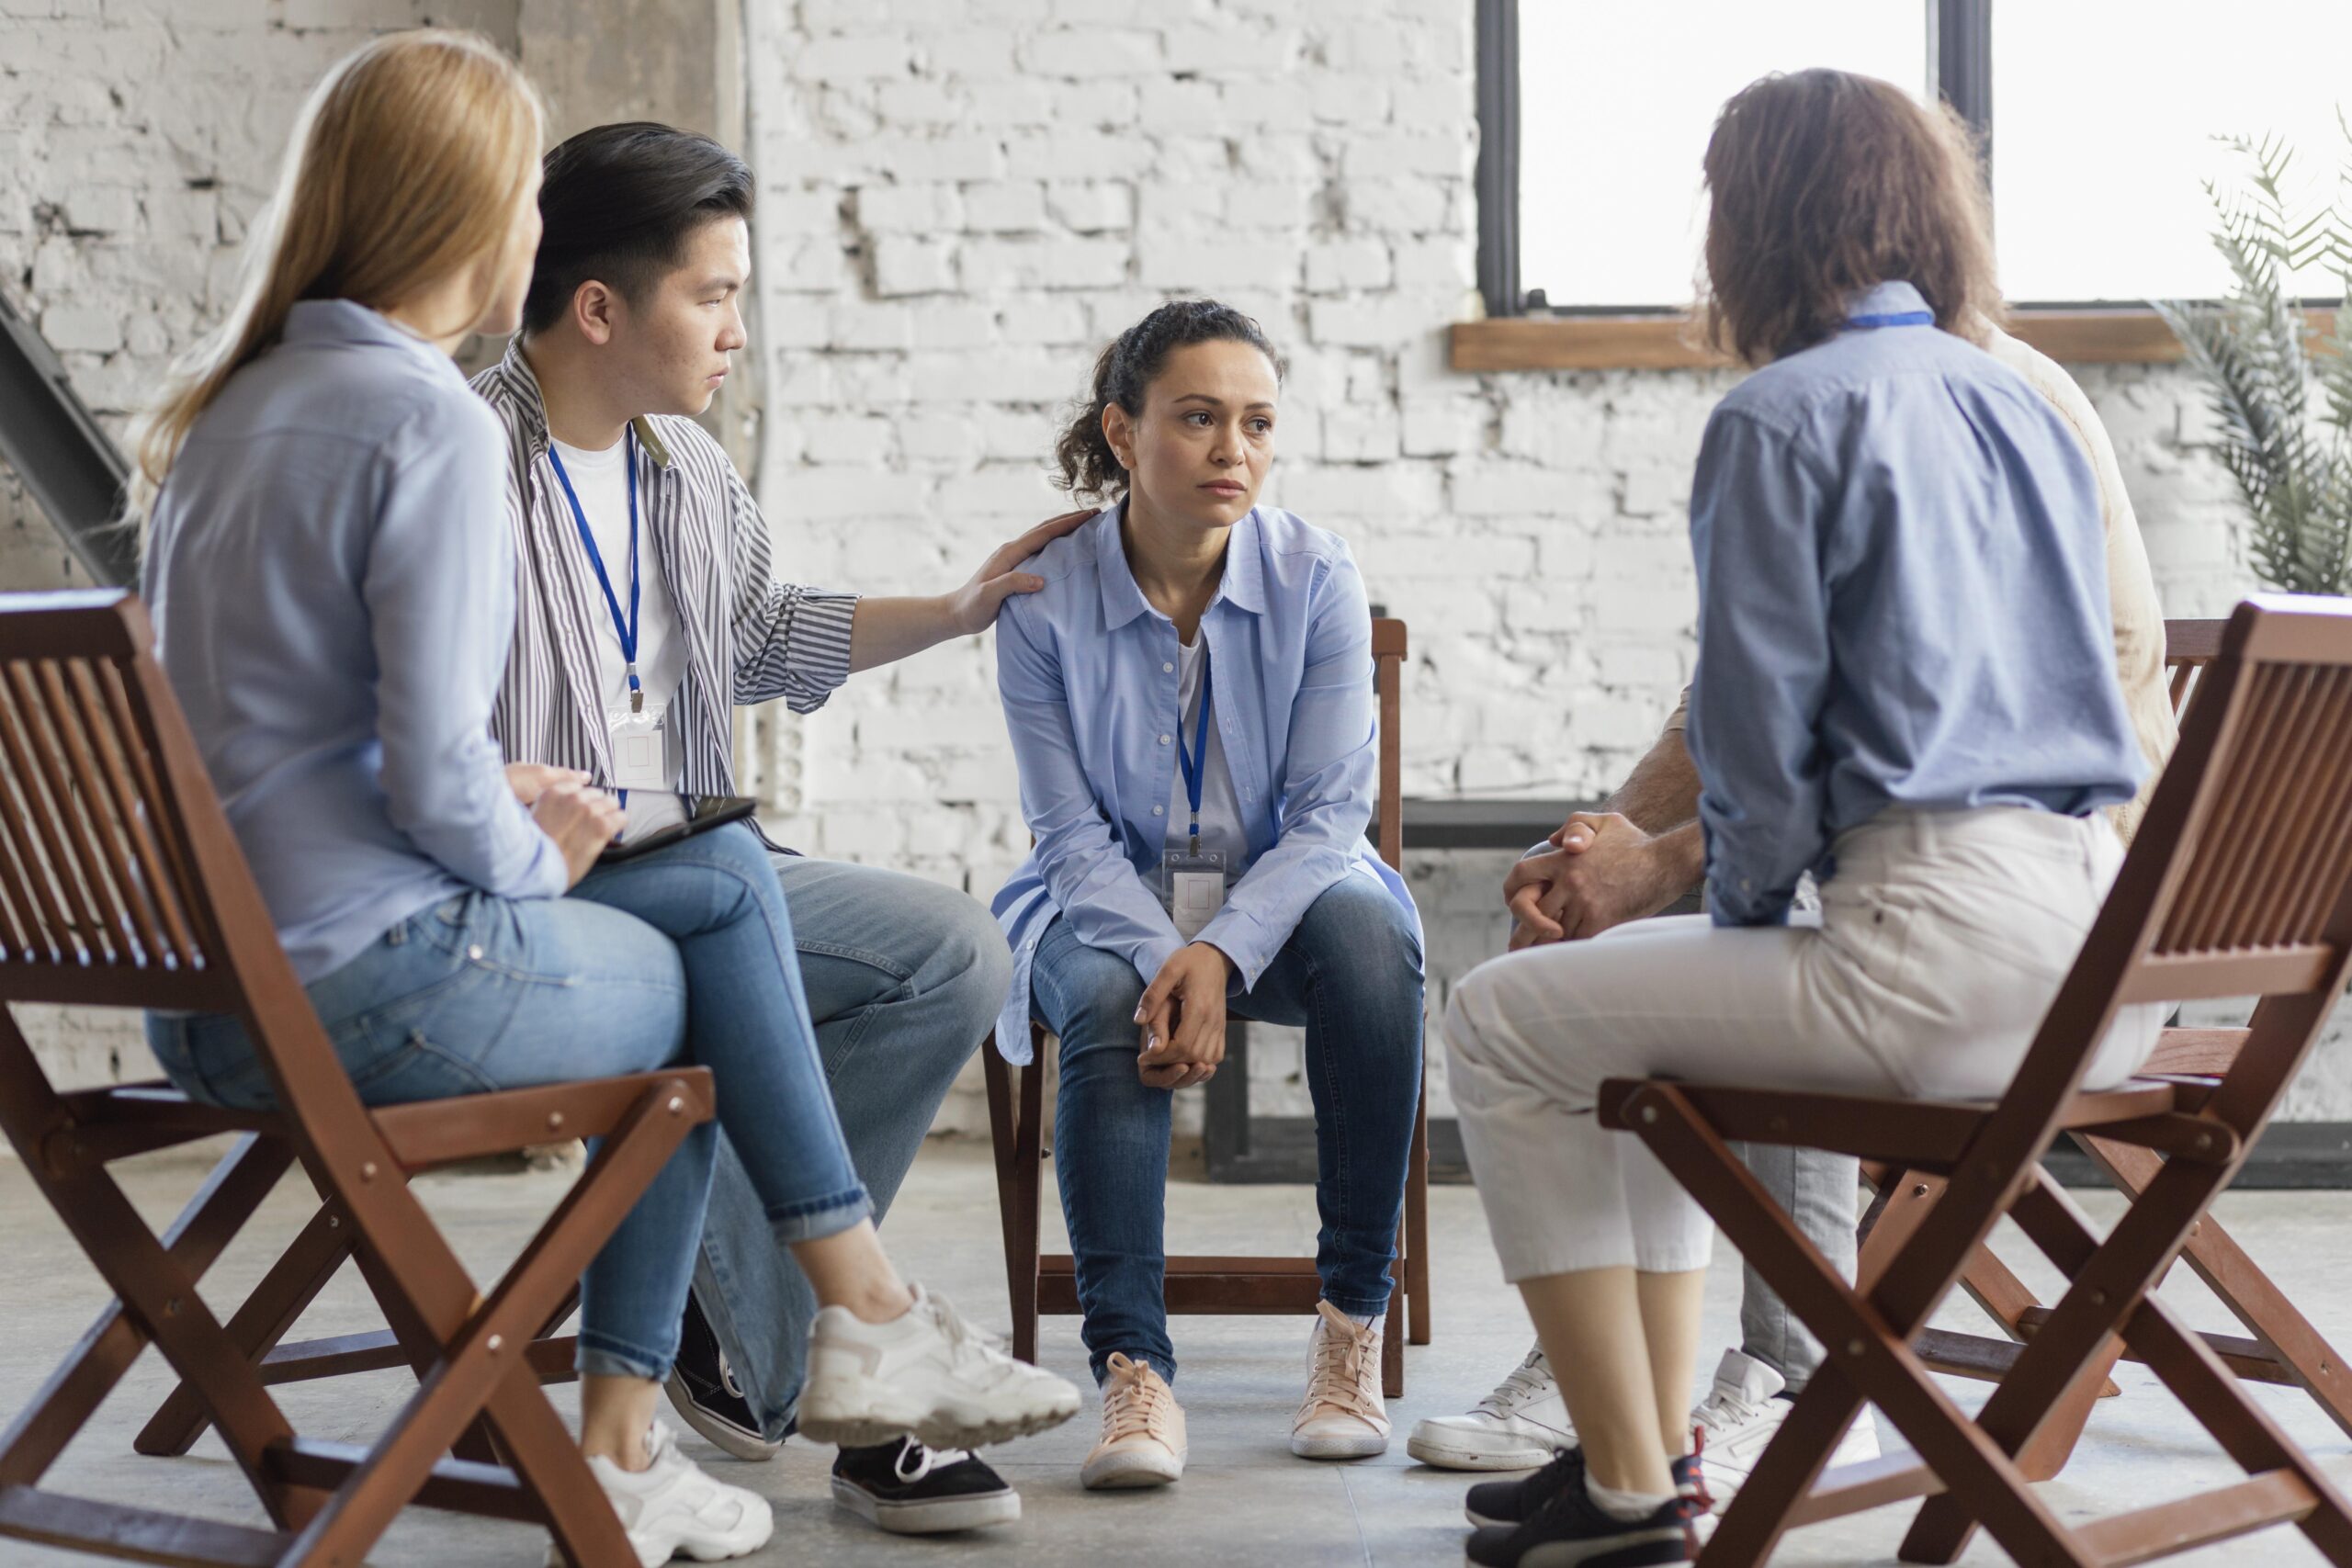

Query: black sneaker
[[1464, 1447, 1706, 1529], [1464, 1462, 1694, 1567], [662, 1292, 782, 1461], [831, 1438, 1021, 1534]]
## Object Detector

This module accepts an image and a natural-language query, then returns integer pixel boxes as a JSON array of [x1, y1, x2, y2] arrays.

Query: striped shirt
[[469, 343, 857, 795]]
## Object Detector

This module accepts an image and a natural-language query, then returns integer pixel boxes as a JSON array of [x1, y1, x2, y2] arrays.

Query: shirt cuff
[[789, 589, 860, 694], [1194, 906, 1273, 992]]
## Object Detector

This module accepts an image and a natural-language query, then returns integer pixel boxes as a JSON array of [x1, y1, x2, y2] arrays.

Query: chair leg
[[1899, 1157, 2245, 1563], [1382, 1250, 1405, 1399], [1010, 1054, 1045, 1370], [137, 1195, 354, 1456], [2086, 1134, 2352, 1439], [2007, 1179, 2352, 1562], [1, 1132, 291, 1485], [1406, 1082, 1431, 1348], [1625, 1086, 2090, 1568]]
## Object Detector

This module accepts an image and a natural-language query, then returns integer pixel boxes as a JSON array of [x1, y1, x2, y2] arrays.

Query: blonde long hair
[[132, 29, 544, 513]]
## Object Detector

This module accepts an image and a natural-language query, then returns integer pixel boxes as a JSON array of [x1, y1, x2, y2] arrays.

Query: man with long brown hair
[[1438, 70, 2165, 1567]]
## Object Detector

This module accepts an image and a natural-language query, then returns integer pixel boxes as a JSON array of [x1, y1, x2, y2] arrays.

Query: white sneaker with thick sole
[[1690, 1348, 1878, 1511], [1406, 1341, 1575, 1471], [797, 1282, 1080, 1451], [1291, 1302, 1390, 1459], [547, 1419, 772, 1567]]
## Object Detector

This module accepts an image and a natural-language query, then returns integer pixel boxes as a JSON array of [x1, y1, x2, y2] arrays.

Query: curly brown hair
[[1700, 69, 1999, 367], [1053, 299, 1283, 502]]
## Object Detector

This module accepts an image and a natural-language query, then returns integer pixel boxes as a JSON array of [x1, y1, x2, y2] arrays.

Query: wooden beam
[[1449, 308, 2340, 373]]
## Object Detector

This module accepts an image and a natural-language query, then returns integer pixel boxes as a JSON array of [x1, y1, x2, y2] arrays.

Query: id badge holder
[[1162, 847, 1227, 942], [608, 701, 670, 792]]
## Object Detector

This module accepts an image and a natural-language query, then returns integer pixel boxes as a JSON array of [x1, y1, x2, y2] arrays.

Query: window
[[1481, 0, 2352, 317], [1516, 1, 1929, 310], [1993, 1, 2352, 303]]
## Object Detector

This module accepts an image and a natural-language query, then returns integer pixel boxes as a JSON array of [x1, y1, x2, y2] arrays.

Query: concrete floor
[[6, 1139, 2352, 1566]]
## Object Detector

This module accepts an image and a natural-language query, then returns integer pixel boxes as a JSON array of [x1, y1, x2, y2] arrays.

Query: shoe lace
[[1303, 1314, 1382, 1424], [917, 1291, 1010, 1366], [892, 1439, 973, 1484], [1102, 1362, 1172, 1443], [1476, 1346, 1552, 1417], [1679, 1426, 1714, 1518], [1691, 1383, 1765, 1439]]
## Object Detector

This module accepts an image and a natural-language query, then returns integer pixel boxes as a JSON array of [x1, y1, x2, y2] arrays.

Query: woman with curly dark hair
[[989, 299, 1425, 1489], [1442, 70, 2163, 1567]]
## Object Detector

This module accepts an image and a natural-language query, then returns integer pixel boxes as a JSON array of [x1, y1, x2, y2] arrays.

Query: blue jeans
[[1030, 874, 1424, 1386], [654, 854, 1006, 1441], [145, 822, 870, 1382]]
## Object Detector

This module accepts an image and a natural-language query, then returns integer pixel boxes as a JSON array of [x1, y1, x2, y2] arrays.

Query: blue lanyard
[[1843, 310, 1935, 330], [548, 428, 642, 712], [1175, 644, 1214, 850]]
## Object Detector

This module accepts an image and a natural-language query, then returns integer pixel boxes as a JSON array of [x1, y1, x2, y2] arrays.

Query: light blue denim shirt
[[141, 299, 565, 983], [1687, 280, 2146, 927], [989, 504, 1419, 1060]]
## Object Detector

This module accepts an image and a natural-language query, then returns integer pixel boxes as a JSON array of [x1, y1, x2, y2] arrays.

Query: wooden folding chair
[[981, 617, 1430, 1398], [1599, 595, 2352, 1566], [1860, 616, 2352, 1486], [0, 590, 714, 1568]]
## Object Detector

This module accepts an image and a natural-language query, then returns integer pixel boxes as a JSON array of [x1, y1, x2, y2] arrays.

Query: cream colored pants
[[1445, 807, 2165, 1282]]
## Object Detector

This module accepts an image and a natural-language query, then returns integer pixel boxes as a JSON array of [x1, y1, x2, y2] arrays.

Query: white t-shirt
[[1159, 631, 1249, 908], [551, 434, 687, 840]]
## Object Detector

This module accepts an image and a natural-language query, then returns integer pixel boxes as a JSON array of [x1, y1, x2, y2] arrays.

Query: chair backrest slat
[[1373, 617, 1406, 873], [63, 659, 198, 969], [33, 657, 160, 964], [0, 598, 236, 1002], [95, 655, 209, 964], [0, 671, 94, 964]]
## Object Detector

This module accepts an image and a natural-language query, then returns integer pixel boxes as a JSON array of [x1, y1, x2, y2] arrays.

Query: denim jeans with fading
[[1030, 873, 1425, 1387], [146, 822, 870, 1382]]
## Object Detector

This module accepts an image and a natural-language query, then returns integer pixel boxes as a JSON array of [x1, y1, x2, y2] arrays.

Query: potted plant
[[2155, 121, 2351, 595]]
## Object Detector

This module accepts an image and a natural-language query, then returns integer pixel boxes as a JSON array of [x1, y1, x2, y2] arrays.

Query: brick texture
[[0, 0, 2317, 1130]]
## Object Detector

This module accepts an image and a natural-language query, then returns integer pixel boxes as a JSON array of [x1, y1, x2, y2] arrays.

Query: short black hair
[[522, 121, 755, 337]]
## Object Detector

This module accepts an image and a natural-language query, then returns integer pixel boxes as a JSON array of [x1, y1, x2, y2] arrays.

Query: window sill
[[1447, 306, 2339, 372]]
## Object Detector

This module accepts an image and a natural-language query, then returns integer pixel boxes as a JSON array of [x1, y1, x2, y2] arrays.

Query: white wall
[[0, 0, 2307, 1121], [738, 0, 2292, 1126]]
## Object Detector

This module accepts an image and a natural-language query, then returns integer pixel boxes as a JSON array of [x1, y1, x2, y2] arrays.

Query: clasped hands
[[1133, 941, 1235, 1089], [1504, 811, 1685, 949]]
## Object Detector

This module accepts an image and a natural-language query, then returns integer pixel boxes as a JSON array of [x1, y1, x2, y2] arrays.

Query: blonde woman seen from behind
[[137, 32, 1074, 1567]]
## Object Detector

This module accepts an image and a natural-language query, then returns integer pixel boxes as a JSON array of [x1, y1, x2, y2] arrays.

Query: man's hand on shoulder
[[946, 508, 1096, 636]]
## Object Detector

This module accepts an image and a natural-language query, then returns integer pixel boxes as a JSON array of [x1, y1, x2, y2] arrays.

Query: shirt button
[[1158, 733, 1170, 745], [1163, 662, 1174, 673], [1152, 805, 1165, 816], [467, 944, 484, 962]]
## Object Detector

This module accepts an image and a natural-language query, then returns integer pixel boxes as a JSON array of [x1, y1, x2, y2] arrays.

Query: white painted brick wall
[[0, 0, 524, 1104], [0, 0, 2307, 1133], [738, 0, 2285, 1133]]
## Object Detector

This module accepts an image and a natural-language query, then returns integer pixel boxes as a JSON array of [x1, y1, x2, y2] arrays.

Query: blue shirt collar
[[1095, 500, 1268, 630], [282, 299, 468, 384], [1843, 280, 1932, 323]]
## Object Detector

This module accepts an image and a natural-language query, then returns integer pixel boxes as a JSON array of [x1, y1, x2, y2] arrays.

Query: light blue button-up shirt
[[989, 504, 1419, 1060], [142, 299, 565, 983], [1687, 280, 2146, 927]]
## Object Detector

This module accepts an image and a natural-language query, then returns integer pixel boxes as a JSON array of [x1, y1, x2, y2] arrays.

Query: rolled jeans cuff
[[767, 1184, 873, 1245], [577, 1332, 673, 1383]]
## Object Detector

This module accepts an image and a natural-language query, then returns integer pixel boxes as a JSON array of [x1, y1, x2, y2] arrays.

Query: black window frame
[[1476, 0, 1991, 319]]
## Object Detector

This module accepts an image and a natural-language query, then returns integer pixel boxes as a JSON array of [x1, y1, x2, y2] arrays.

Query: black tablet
[[597, 794, 759, 863]]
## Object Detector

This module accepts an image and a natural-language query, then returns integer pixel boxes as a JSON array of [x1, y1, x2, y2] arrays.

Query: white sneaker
[[797, 1282, 1081, 1451], [1291, 1302, 1390, 1459], [548, 1419, 772, 1567], [1406, 1341, 1575, 1471], [1690, 1348, 1878, 1511], [1081, 1353, 1187, 1489]]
